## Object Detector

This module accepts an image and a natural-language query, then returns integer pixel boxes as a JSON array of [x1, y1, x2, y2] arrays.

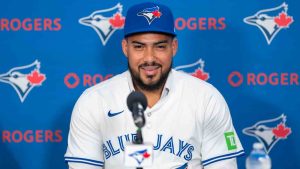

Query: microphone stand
[[133, 128, 143, 169], [127, 92, 147, 169], [134, 128, 143, 144]]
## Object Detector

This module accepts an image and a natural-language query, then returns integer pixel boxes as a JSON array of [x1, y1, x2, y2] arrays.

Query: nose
[[143, 47, 156, 63]]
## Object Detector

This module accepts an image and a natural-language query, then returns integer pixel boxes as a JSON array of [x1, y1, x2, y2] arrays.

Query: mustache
[[138, 62, 162, 68]]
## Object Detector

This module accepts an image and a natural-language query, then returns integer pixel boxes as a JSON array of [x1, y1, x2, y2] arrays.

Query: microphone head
[[127, 91, 148, 112]]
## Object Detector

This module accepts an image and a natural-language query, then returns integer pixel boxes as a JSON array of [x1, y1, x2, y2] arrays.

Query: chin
[[143, 76, 160, 84]]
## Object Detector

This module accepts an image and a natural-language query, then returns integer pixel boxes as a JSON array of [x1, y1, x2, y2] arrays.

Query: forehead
[[126, 33, 173, 44]]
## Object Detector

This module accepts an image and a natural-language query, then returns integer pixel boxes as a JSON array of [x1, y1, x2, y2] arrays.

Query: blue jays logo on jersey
[[137, 6, 162, 25], [244, 2, 294, 45], [243, 114, 292, 153], [79, 3, 125, 45], [0, 60, 46, 102], [129, 149, 151, 165], [174, 59, 210, 81]]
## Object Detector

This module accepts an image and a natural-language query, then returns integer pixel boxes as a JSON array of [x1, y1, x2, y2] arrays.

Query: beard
[[128, 61, 172, 92]]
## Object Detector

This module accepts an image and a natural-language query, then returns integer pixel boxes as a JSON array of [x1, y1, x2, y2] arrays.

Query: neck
[[134, 84, 164, 108]]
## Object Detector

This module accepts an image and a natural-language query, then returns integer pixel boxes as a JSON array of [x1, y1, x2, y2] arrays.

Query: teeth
[[143, 66, 159, 70]]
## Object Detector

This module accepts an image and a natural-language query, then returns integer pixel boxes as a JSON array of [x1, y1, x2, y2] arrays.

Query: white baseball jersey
[[65, 69, 244, 169]]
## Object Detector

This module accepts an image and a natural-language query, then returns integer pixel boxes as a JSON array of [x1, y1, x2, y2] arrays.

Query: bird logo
[[128, 149, 151, 165], [79, 3, 125, 45], [243, 114, 292, 153], [174, 59, 210, 81], [137, 6, 162, 25], [0, 60, 46, 102], [244, 2, 293, 44]]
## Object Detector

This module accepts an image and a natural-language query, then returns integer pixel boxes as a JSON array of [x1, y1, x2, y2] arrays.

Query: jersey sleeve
[[204, 158, 237, 169], [200, 86, 244, 167], [65, 91, 105, 168]]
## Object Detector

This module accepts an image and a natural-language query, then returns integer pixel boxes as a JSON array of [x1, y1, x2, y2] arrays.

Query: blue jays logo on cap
[[137, 6, 162, 25], [124, 2, 176, 37]]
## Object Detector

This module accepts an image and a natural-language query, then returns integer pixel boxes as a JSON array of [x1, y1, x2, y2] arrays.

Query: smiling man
[[123, 33, 177, 107], [65, 2, 244, 169]]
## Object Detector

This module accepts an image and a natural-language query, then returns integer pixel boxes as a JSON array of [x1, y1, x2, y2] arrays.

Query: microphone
[[125, 92, 153, 168], [127, 91, 148, 128]]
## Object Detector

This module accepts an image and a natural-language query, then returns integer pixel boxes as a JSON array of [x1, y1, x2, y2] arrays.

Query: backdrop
[[1, 0, 299, 168]]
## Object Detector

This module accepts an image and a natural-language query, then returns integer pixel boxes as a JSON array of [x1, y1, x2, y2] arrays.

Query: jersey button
[[147, 112, 152, 117]]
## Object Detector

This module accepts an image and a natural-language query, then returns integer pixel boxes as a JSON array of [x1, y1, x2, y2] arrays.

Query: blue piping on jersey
[[202, 150, 245, 166], [176, 162, 188, 169], [65, 160, 104, 167], [65, 156, 104, 167]]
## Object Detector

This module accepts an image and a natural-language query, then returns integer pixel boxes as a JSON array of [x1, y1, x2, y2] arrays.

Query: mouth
[[140, 64, 161, 76]]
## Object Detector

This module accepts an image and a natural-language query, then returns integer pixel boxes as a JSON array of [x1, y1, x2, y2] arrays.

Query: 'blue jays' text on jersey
[[65, 69, 244, 169]]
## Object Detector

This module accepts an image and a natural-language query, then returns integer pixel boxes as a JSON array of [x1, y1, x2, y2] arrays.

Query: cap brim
[[124, 28, 176, 38]]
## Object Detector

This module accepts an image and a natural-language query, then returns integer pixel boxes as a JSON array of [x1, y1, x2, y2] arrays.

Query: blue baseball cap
[[124, 2, 176, 37]]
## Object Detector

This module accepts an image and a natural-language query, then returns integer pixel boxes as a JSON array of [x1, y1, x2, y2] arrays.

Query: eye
[[257, 125, 267, 132], [12, 73, 19, 78], [93, 16, 103, 22], [133, 44, 144, 50], [258, 14, 268, 21], [155, 44, 167, 50], [260, 17, 266, 21]]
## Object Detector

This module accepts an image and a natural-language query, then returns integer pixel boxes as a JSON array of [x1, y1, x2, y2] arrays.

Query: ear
[[122, 39, 128, 58], [172, 38, 178, 57]]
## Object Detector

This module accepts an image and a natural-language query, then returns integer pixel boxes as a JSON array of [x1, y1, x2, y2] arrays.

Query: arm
[[204, 158, 237, 169], [65, 91, 105, 169], [200, 85, 244, 168]]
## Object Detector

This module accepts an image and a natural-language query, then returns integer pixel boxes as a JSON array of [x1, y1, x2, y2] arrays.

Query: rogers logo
[[228, 71, 299, 87], [175, 17, 226, 30], [64, 73, 113, 89], [0, 18, 61, 31], [2, 130, 62, 143]]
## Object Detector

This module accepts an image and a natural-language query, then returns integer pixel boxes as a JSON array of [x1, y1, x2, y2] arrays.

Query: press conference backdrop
[[0, 0, 299, 168]]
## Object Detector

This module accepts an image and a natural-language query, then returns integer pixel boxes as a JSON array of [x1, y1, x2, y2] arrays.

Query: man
[[65, 2, 244, 169]]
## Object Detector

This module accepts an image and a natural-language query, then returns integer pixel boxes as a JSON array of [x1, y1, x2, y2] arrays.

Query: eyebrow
[[130, 40, 170, 46]]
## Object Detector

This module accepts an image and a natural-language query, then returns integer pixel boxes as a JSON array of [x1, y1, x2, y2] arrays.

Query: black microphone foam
[[127, 91, 148, 112]]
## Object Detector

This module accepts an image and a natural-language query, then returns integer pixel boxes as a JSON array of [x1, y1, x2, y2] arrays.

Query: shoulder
[[172, 70, 227, 111], [71, 71, 129, 121]]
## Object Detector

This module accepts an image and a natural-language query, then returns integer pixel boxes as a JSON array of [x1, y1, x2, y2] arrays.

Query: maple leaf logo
[[272, 123, 291, 139], [192, 69, 209, 81], [143, 152, 150, 158], [109, 13, 125, 28], [274, 12, 294, 28], [27, 70, 46, 85], [152, 10, 161, 18]]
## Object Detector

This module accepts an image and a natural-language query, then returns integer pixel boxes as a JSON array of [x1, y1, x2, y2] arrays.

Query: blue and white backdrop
[[0, 0, 299, 168]]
